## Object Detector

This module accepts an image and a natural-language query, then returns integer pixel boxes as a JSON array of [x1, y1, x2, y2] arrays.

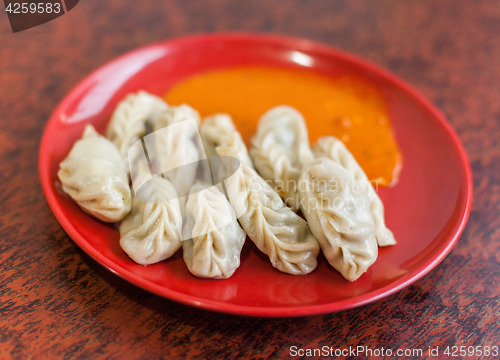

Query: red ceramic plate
[[39, 33, 472, 317]]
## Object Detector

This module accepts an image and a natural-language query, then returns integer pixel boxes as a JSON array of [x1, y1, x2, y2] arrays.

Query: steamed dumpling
[[313, 136, 396, 246], [120, 176, 182, 265], [250, 106, 313, 211], [106, 91, 168, 163], [150, 105, 203, 203], [58, 124, 131, 222], [220, 147, 320, 275], [201, 116, 320, 275], [182, 183, 246, 279], [298, 157, 378, 281]]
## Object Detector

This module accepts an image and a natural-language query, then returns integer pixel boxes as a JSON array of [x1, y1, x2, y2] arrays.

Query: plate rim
[[39, 32, 473, 317]]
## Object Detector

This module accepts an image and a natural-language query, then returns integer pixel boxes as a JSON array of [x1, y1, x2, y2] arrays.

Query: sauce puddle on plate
[[165, 66, 402, 186]]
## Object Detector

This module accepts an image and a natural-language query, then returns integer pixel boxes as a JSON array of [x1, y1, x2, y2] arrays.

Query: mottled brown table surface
[[1, 1, 499, 359]]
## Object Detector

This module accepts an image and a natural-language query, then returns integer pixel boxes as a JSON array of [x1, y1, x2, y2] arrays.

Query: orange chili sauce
[[165, 66, 402, 186]]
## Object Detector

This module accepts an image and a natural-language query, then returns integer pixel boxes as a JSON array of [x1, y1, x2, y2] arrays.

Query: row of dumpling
[[250, 106, 396, 281], [58, 91, 395, 281]]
